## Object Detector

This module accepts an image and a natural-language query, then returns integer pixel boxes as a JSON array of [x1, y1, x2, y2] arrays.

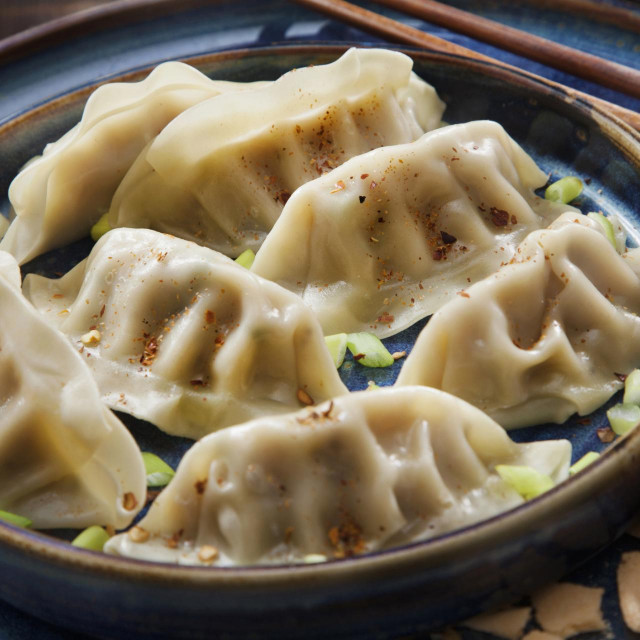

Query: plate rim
[[2, 42, 640, 636]]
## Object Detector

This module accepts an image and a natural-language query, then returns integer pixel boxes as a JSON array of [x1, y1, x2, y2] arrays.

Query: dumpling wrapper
[[1, 61, 266, 264], [251, 120, 571, 337], [104, 386, 570, 567], [396, 212, 640, 429], [0, 251, 145, 529], [107, 47, 445, 257], [23, 229, 348, 440]]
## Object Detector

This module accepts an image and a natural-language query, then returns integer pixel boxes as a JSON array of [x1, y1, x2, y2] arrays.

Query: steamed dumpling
[[251, 120, 571, 337], [107, 47, 445, 257], [0, 251, 145, 529], [23, 229, 348, 440], [104, 387, 570, 566], [396, 213, 640, 428], [1, 62, 266, 264]]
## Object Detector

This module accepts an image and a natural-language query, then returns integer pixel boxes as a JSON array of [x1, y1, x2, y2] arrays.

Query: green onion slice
[[623, 369, 640, 405], [234, 249, 255, 269], [607, 402, 640, 436], [544, 176, 583, 204], [0, 509, 32, 528], [569, 451, 600, 475], [72, 525, 110, 551], [90, 213, 111, 242], [303, 554, 327, 564], [324, 333, 347, 368], [587, 213, 616, 249], [495, 464, 554, 500], [346, 332, 394, 368], [142, 452, 175, 487]]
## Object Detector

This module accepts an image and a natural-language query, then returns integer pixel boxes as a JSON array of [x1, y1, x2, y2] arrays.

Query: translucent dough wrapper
[[105, 387, 570, 566], [1, 61, 266, 264], [397, 213, 640, 428], [251, 120, 571, 337], [0, 251, 145, 529], [23, 229, 348, 440], [108, 47, 445, 257]]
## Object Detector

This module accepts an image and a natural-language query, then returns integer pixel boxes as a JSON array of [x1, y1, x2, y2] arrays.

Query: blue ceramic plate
[[2, 39, 640, 640]]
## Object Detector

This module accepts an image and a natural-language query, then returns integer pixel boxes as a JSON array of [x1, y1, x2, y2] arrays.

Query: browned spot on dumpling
[[490, 207, 510, 226]]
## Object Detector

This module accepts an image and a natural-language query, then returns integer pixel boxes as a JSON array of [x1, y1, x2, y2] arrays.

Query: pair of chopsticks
[[291, 0, 640, 131]]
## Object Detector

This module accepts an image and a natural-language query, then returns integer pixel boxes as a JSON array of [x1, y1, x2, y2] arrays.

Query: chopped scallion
[[324, 333, 347, 368], [346, 332, 394, 368], [606, 402, 640, 436], [142, 452, 175, 487], [90, 213, 111, 242], [569, 451, 600, 475], [0, 509, 32, 528], [235, 249, 255, 269], [623, 369, 640, 405], [303, 554, 327, 564], [587, 213, 616, 249], [71, 525, 110, 551], [495, 464, 554, 500], [544, 176, 582, 204]]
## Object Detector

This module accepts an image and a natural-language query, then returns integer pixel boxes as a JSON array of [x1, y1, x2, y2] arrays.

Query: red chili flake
[[321, 400, 334, 418], [440, 230, 457, 244], [377, 312, 395, 323], [478, 204, 486, 212], [577, 418, 591, 425], [140, 336, 158, 366], [370, 181, 378, 190], [490, 207, 510, 226], [166, 531, 182, 549], [353, 353, 366, 361], [99, 304, 106, 317], [190, 379, 206, 388], [194, 479, 207, 495], [360, 173, 369, 179], [327, 520, 365, 558], [157, 251, 168, 262], [276, 190, 291, 204], [457, 291, 470, 298], [597, 427, 615, 443], [432, 248, 445, 261], [330, 180, 346, 194], [52, 293, 63, 299], [205, 310, 216, 324], [615, 372, 628, 382], [511, 215, 518, 225], [214, 335, 225, 347]]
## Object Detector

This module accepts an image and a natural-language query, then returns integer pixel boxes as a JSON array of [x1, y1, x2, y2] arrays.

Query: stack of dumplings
[[0, 47, 635, 567]]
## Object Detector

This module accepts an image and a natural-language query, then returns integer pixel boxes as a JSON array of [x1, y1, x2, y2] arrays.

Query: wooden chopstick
[[532, 0, 640, 34], [290, 0, 640, 132], [371, 0, 640, 100]]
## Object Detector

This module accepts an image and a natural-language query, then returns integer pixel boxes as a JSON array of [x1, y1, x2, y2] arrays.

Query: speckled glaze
[[1, 44, 640, 639]]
